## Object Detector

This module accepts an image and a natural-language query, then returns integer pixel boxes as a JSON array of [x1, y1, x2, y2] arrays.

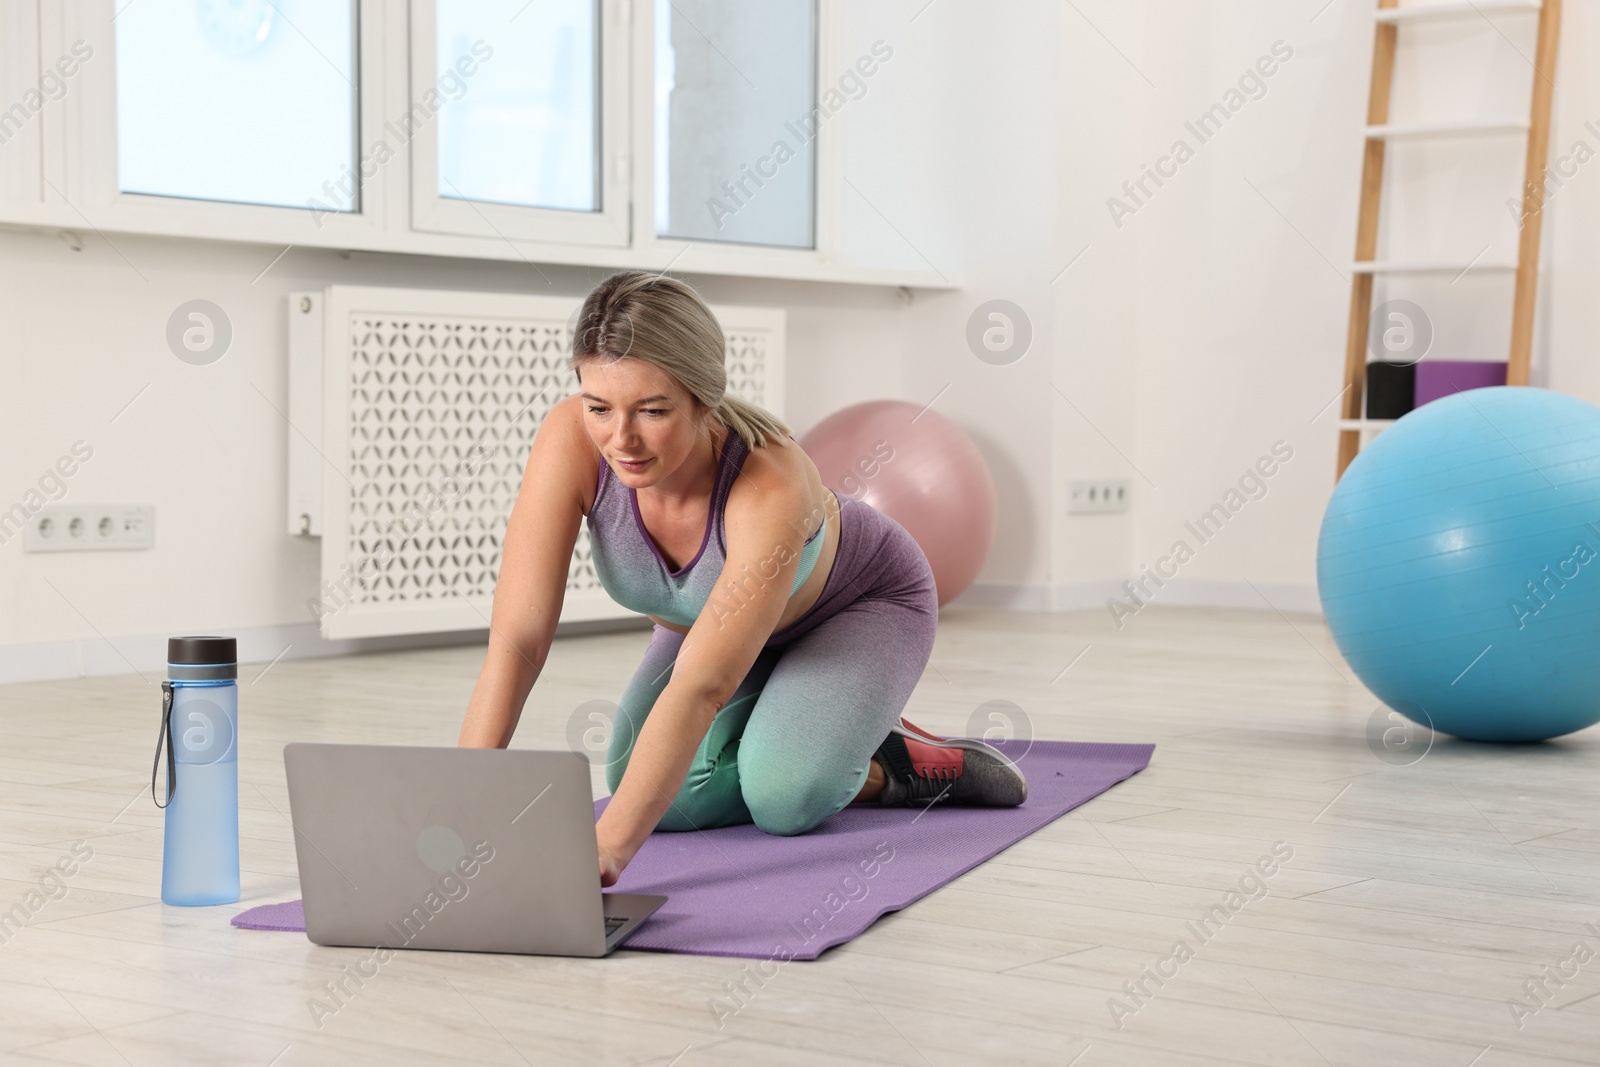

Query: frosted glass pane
[[115, 0, 357, 212], [656, 0, 815, 249], [437, 0, 598, 212]]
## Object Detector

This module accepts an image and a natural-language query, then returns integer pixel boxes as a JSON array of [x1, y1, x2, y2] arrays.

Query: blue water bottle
[[153, 636, 240, 905]]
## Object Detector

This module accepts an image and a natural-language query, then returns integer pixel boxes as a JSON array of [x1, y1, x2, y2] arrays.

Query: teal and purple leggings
[[604, 495, 939, 836]]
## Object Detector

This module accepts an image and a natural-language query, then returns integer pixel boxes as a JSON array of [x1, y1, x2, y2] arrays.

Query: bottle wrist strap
[[152, 681, 177, 809]]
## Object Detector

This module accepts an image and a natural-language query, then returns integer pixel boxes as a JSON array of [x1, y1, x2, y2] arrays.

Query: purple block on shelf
[[1415, 360, 1507, 407]]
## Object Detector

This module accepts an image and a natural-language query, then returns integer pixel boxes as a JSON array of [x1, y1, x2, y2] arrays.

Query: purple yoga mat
[[1414, 359, 1507, 407], [233, 739, 1153, 959]]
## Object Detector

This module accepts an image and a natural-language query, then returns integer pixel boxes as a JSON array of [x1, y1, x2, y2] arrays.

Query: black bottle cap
[[167, 636, 237, 665]]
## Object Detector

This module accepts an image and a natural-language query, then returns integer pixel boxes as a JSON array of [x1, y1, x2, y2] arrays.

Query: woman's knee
[[742, 775, 847, 837], [747, 798, 824, 837]]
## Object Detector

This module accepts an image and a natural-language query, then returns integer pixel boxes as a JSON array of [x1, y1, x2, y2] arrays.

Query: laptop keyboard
[[604, 915, 629, 936]]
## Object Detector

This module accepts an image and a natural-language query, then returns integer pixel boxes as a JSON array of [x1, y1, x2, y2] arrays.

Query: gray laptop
[[282, 743, 665, 957]]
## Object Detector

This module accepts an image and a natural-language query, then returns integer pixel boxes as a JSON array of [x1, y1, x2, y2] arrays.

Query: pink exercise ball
[[799, 400, 997, 606]]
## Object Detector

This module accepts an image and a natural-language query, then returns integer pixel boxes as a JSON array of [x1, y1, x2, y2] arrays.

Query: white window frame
[[628, 0, 840, 272], [51, 0, 389, 244], [0, 0, 43, 210], [0, 0, 951, 289], [407, 0, 630, 247]]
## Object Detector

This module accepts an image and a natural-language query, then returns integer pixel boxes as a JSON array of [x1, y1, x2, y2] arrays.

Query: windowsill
[[0, 201, 960, 290]]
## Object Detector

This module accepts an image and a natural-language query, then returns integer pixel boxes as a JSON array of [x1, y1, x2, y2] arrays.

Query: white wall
[[1051, 0, 1145, 605], [1538, 0, 1600, 406], [846, 0, 1064, 593]]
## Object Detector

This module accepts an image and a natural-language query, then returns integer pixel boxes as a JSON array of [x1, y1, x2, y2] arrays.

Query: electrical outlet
[[1067, 479, 1129, 514], [25, 505, 154, 552]]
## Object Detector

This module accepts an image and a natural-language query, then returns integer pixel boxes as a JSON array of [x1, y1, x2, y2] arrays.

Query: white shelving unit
[[1351, 260, 1519, 274], [1361, 120, 1530, 140], [1373, 0, 1541, 22], [1336, 418, 1399, 432], [1335, 0, 1558, 478]]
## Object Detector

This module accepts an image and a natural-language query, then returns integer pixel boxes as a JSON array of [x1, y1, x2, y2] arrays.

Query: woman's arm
[[458, 396, 591, 749], [595, 465, 816, 867]]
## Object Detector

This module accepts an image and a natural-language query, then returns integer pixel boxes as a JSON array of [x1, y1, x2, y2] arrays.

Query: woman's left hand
[[598, 841, 626, 887]]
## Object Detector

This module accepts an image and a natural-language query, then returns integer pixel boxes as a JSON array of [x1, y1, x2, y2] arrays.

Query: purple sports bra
[[585, 430, 825, 628]]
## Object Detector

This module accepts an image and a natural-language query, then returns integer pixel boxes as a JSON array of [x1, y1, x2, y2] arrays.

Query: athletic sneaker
[[874, 717, 1028, 808]]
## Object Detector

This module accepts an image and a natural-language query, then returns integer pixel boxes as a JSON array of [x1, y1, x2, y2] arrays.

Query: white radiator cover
[[288, 285, 787, 640]]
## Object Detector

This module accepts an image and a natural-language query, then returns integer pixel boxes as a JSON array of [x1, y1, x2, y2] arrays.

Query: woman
[[458, 270, 1027, 887]]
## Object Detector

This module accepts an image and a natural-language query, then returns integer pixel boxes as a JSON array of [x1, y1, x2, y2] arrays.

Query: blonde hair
[[568, 270, 793, 450]]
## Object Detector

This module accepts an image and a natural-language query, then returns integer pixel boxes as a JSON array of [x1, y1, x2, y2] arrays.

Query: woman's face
[[578, 357, 711, 488]]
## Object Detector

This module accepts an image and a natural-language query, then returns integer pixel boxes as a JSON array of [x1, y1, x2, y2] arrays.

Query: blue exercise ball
[[1318, 386, 1600, 742]]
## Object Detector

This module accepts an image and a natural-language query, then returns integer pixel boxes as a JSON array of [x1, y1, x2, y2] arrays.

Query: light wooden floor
[[1, 605, 1597, 1066]]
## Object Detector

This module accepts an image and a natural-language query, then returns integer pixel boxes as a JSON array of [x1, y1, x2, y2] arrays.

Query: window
[[654, 0, 817, 249], [0, 2, 948, 285], [0, 1, 44, 204], [113, 0, 358, 212], [409, 0, 628, 247], [436, 0, 598, 213]]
